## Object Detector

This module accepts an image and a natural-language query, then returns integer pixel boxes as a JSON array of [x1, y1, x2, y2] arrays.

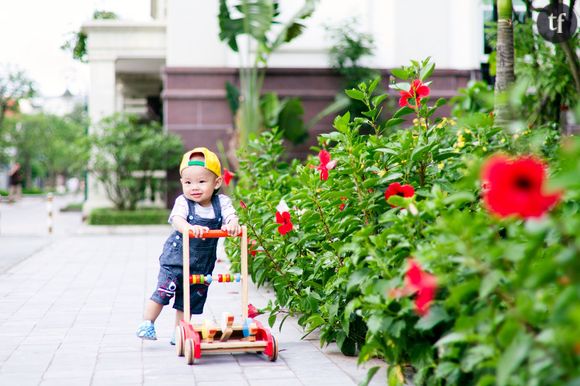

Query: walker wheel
[[268, 335, 279, 362], [185, 338, 195, 365], [175, 326, 185, 357]]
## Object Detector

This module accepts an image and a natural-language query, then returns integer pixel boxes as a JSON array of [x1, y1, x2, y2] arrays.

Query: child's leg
[[175, 310, 184, 327], [137, 300, 164, 340], [144, 300, 164, 323]]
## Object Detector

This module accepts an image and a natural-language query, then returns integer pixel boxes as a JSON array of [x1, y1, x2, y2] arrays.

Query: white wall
[[166, 0, 484, 70], [167, 0, 229, 66]]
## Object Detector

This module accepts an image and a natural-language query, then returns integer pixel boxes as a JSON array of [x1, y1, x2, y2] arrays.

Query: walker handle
[[188, 229, 242, 238]]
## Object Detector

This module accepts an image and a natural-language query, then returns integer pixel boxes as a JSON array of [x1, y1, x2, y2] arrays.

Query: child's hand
[[222, 222, 241, 236], [189, 225, 210, 238]]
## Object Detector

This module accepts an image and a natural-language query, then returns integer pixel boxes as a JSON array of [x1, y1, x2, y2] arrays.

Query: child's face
[[180, 160, 222, 206]]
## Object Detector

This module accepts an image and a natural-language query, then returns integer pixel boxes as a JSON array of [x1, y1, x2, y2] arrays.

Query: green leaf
[[415, 305, 450, 330], [345, 89, 366, 101], [442, 192, 475, 206], [381, 172, 404, 183], [420, 61, 435, 81], [333, 112, 351, 133], [372, 94, 388, 107], [390, 68, 409, 80], [479, 270, 502, 298], [436, 332, 468, 346], [496, 332, 532, 386], [368, 78, 380, 95], [393, 106, 415, 118], [434, 97, 447, 108], [385, 118, 405, 128], [367, 314, 393, 335], [268, 312, 277, 328], [411, 144, 432, 161], [387, 365, 405, 386], [387, 195, 407, 208], [359, 366, 380, 386], [389, 82, 410, 91]]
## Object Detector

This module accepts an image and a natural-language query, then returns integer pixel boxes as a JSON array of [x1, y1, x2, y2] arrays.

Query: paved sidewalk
[[0, 199, 386, 386]]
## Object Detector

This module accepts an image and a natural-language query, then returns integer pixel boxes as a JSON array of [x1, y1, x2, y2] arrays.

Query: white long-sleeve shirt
[[168, 194, 238, 229]]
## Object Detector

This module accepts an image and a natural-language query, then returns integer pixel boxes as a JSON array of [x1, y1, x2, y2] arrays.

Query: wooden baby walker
[[175, 226, 278, 364]]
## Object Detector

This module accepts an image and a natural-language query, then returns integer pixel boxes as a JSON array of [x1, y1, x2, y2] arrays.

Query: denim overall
[[150, 194, 222, 314]]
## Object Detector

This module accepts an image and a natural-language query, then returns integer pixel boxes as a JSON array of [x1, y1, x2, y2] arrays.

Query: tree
[[5, 112, 89, 189], [91, 114, 184, 210], [493, 0, 515, 127], [0, 65, 35, 130]]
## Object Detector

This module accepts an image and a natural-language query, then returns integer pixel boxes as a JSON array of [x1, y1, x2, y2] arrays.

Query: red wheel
[[268, 335, 278, 362], [175, 326, 185, 357]]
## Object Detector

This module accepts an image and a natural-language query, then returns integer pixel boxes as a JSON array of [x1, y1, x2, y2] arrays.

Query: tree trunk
[[494, 0, 515, 128]]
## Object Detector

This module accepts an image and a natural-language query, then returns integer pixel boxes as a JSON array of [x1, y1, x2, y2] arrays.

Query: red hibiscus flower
[[339, 196, 347, 212], [398, 79, 430, 109], [388, 259, 437, 316], [317, 149, 337, 181], [276, 211, 293, 235], [248, 303, 263, 318], [248, 239, 258, 256], [223, 168, 234, 186], [481, 154, 562, 219], [405, 259, 437, 316], [384, 182, 415, 207]]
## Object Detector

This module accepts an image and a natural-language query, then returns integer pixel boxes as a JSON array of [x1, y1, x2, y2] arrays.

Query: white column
[[84, 59, 116, 215], [449, 0, 483, 69]]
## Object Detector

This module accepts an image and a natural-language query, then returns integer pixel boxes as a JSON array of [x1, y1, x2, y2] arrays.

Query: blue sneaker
[[136, 321, 157, 340], [170, 333, 176, 346]]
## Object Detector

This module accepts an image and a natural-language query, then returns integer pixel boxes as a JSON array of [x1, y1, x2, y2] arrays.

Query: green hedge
[[0, 190, 8, 197], [88, 207, 169, 225]]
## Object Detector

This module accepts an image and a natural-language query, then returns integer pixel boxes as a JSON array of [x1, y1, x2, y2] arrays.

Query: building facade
[[83, 0, 484, 212]]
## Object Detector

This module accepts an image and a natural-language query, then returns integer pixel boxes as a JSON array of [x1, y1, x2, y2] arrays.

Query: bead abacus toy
[[189, 273, 241, 284], [175, 227, 279, 364]]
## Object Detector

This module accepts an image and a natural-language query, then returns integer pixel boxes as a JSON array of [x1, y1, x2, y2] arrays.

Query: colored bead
[[242, 319, 250, 337], [235, 273, 241, 282], [206, 275, 212, 284], [218, 274, 223, 282]]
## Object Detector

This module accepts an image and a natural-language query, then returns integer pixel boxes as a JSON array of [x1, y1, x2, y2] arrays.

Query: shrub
[[91, 114, 183, 211], [231, 58, 577, 385], [88, 207, 169, 225]]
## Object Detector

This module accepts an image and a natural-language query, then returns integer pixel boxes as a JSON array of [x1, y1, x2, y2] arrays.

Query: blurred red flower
[[339, 196, 347, 211], [276, 211, 293, 235], [384, 182, 415, 207], [223, 168, 234, 186], [398, 79, 430, 109], [481, 154, 562, 219], [248, 303, 262, 318], [239, 200, 247, 209], [317, 150, 337, 181], [405, 259, 437, 316], [248, 239, 258, 256]]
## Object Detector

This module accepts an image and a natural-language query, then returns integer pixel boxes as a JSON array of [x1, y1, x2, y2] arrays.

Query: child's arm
[[172, 216, 209, 238], [220, 195, 241, 236], [221, 218, 241, 236]]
